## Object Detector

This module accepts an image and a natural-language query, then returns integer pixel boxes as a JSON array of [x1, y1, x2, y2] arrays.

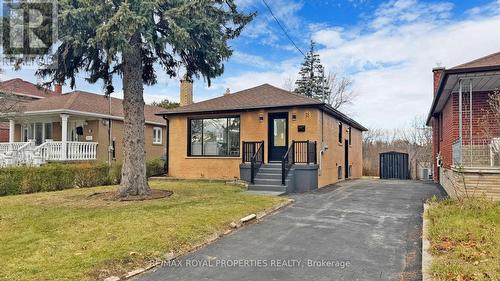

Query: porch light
[[292, 113, 297, 121], [259, 115, 264, 122]]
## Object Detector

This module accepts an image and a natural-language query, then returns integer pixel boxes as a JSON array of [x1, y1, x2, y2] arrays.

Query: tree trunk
[[118, 34, 150, 196]]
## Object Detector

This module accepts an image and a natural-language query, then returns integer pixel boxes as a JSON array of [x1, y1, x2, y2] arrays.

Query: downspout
[[162, 116, 169, 175], [107, 94, 113, 165], [318, 110, 325, 175]]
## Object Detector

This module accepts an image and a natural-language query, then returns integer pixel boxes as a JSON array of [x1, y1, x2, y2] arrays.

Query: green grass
[[426, 197, 500, 281], [0, 180, 286, 281]]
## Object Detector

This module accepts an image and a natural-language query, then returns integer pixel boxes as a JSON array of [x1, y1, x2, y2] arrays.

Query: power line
[[261, 0, 306, 58]]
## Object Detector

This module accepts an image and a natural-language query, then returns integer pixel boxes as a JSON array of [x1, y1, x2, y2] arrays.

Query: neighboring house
[[0, 89, 167, 165], [157, 81, 367, 193], [427, 52, 500, 200], [0, 78, 61, 142]]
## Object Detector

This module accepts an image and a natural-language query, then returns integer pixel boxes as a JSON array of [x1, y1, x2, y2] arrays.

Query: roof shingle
[[0, 78, 55, 98], [159, 84, 322, 115], [451, 52, 500, 70], [158, 84, 367, 131], [23, 91, 165, 124]]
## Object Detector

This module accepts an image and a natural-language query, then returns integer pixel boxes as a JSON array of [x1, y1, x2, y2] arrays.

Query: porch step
[[253, 178, 289, 185], [248, 184, 286, 192], [256, 173, 282, 179], [247, 162, 293, 193], [259, 167, 282, 173]]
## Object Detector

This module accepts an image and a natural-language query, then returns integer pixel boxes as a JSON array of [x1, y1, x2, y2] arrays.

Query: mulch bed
[[88, 190, 173, 201]]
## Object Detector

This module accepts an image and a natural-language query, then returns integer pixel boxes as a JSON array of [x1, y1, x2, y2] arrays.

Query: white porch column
[[60, 114, 69, 160], [9, 119, 15, 143]]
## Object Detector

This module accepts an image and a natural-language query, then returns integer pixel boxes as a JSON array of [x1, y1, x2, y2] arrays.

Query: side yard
[[0, 180, 286, 281], [425, 197, 500, 281]]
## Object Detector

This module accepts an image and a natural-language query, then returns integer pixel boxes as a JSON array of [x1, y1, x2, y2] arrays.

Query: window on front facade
[[348, 127, 352, 145], [153, 127, 162, 144], [189, 117, 240, 156], [338, 122, 343, 143], [45, 123, 53, 140]]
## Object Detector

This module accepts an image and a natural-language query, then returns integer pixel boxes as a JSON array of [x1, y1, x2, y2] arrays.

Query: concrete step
[[253, 178, 288, 185], [243, 190, 286, 196], [256, 173, 282, 179], [248, 184, 286, 192], [259, 167, 282, 173]]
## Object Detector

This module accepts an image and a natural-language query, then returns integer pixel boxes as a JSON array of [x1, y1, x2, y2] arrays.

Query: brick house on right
[[427, 52, 500, 200]]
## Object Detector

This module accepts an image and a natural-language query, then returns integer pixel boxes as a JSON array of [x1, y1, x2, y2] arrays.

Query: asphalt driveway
[[134, 179, 444, 281]]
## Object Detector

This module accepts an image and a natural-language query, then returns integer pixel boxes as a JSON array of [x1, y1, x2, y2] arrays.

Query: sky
[[2, 0, 500, 129]]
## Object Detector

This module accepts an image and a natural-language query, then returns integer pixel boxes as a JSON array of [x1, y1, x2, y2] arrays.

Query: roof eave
[[156, 103, 324, 116], [320, 104, 368, 131], [157, 103, 368, 132], [425, 65, 500, 125]]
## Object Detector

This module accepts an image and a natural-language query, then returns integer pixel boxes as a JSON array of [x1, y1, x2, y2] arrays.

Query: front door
[[268, 113, 288, 162]]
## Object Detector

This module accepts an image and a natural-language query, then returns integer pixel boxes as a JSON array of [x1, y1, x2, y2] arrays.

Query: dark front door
[[344, 140, 349, 178], [268, 113, 288, 162]]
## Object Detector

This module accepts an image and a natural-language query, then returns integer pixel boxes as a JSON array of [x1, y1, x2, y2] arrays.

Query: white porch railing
[[0, 141, 98, 166], [0, 142, 28, 154], [67, 142, 98, 161], [33, 141, 63, 162]]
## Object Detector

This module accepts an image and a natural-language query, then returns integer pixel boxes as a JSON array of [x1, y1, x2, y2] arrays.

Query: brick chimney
[[432, 66, 445, 97], [224, 88, 231, 96], [180, 79, 193, 106], [54, 83, 63, 95]]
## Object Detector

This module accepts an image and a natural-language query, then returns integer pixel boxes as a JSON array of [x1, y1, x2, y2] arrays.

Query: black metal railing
[[282, 140, 318, 185], [242, 141, 264, 184]]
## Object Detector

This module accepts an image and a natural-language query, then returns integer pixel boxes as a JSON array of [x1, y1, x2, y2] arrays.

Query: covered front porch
[[439, 68, 500, 200], [0, 113, 99, 166]]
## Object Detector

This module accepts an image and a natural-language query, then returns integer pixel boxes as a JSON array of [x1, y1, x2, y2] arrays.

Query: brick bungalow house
[[427, 52, 500, 200], [0, 78, 60, 142], [157, 81, 367, 193], [1, 82, 166, 165]]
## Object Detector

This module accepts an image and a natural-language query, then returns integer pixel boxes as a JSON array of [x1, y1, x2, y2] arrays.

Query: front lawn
[[426, 197, 500, 281], [0, 180, 286, 281]]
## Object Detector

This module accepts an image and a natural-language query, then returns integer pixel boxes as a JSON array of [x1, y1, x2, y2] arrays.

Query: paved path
[[134, 179, 444, 281]]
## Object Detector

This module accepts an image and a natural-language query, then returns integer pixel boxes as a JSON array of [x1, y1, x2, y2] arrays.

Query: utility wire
[[261, 0, 306, 58]]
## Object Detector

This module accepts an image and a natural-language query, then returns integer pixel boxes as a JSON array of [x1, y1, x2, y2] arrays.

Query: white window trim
[[153, 127, 163, 144]]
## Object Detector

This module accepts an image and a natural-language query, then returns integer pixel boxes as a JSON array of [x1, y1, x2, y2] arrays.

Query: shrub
[[110, 158, 165, 184], [146, 158, 165, 177], [0, 162, 112, 196], [0, 159, 165, 196], [73, 162, 112, 188]]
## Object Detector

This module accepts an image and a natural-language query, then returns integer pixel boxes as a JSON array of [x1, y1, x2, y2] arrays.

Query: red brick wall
[[454, 92, 500, 144], [0, 128, 8, 142], [432, 91, 500, 183], [431, 116, 440, 182]]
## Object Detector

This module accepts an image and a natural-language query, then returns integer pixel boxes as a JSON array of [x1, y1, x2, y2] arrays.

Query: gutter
[[156, 104, 368, 132], [426, 65, 500, 125]]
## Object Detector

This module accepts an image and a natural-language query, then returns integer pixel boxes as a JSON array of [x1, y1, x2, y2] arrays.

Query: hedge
[[0, 159, 165, 196]]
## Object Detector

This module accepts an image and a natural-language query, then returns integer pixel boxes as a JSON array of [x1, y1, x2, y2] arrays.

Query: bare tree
[[0, 78, 25, 115], [362, 116, 432, 178], [282, 76, 295, 92], [400, 116, 432, 178], [324, 72, 357, 110]]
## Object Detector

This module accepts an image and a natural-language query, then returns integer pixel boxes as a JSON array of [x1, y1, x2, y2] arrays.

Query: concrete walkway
[[134, 179, 444, 281]]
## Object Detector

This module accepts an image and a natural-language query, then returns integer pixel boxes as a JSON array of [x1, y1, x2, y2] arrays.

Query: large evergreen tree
[[22, 0, 253, 196], [294, 41, 328, 100]]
